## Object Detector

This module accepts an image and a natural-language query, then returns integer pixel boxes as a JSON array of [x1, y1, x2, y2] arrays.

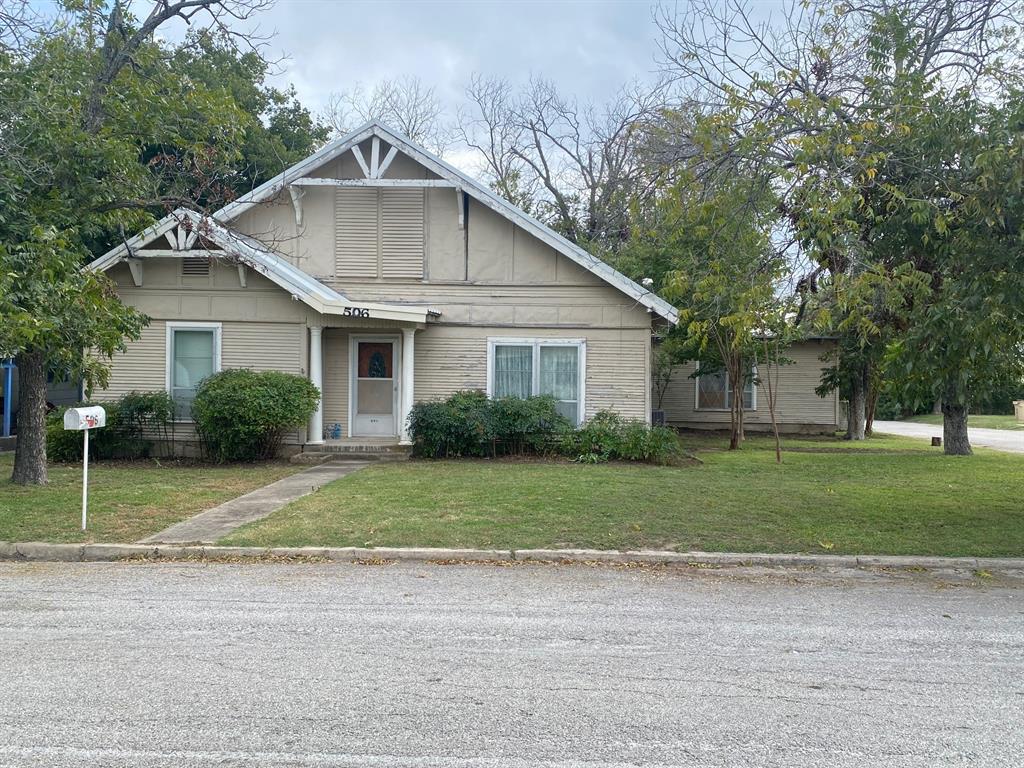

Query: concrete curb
[[0, 541, 1021, 572]]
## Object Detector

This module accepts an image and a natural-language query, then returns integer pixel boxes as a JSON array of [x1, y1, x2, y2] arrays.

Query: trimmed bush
[[409, 395, 681, 464], [488, 395, 572, 455], [192, 369, 320, 462], [46, 391, 175, 461], [408, 390, 490, 458]]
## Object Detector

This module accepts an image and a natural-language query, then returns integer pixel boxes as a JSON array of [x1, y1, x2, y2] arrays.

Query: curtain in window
[[539, 346, 579, 422], [697, 371, 728, 409], [493, 345, 533, 399], [172, 330, 214, 418]]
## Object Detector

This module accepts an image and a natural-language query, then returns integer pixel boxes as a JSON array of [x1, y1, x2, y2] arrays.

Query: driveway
[[874, 419, 1024, 453], [0, 561, 1021, 767]]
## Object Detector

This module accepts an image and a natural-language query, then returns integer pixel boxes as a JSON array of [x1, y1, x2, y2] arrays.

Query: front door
[[351, 337, 399, 436]]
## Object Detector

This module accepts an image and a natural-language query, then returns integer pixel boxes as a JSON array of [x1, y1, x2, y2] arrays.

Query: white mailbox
[[63, 406, 106, 531], [63, 406, 106, 431]]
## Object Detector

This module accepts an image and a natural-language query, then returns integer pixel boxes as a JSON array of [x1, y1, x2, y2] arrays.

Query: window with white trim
[[488, 339, 585, 424], [696, 367, 755, 410], [167, 323, 221, 419]]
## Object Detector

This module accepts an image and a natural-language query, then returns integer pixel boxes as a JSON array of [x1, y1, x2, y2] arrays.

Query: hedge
[[409, 391, 681, 464]]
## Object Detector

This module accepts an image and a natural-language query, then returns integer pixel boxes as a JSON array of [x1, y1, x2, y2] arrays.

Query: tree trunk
[[865, 376, 879, 437], [728, 362, 744, 450], [845, 364, 867, 441], [941, 381, 972, 456], [11, 349, 49, 485]]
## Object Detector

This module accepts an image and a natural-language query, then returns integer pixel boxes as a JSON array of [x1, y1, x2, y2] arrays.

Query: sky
[[226, 0, 667, 118]]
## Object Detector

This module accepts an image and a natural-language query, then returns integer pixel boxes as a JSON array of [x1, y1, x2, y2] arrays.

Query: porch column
[[307, 326, 324, 445], [400, 327, 416, 445]]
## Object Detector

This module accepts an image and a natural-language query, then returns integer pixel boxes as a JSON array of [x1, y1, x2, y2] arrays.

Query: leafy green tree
[[625, 154, 788, 449], [657, 0, 1024, 454], [0, 0, 276, 483]]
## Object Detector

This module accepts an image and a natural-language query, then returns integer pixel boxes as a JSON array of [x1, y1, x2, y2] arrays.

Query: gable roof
[[91, 120, 678, 324], [216, 120, 678, 324], [90, 210, 431, 323]]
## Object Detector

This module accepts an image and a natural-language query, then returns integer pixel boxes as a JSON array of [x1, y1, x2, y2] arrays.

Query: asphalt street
[[874, 420, 1024, 453], [0, 561, 1021, 767]]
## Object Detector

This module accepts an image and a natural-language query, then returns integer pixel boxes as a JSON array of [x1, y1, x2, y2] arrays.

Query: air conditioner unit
[[651, 409, 666, 426]]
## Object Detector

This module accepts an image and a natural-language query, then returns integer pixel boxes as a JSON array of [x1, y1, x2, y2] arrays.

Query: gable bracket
[[126, 258, 143, 287], [369, 136, 381, 178], [456, 187, 464, 230], [377, 146, 398, 178], [288, 186, 305, 228], [351, 145, 371, 178]]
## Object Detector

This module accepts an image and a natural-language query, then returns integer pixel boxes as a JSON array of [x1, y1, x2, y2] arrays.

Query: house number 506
[[342, 307, 370, 318]]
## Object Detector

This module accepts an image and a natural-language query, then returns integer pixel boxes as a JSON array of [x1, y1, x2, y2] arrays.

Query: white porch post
[[308, 325, 324, 444], [400, 327, 416, 445]]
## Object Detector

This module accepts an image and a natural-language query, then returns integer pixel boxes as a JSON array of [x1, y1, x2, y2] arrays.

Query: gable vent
[[181, 258, 210, 277]]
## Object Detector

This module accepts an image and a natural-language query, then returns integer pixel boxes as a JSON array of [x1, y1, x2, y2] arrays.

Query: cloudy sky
[[246, 0, 666, 117]]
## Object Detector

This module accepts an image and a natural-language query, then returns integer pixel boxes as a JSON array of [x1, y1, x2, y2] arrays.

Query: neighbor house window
[[166, 323, 221, 419], [488, 338, 585, 424], [696, 367, 755, 410]]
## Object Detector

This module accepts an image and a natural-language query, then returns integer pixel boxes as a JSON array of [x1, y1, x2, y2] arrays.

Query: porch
[[305, 324, 420, 447]]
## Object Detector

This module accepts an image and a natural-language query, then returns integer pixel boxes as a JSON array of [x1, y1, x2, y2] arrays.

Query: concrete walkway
[[138, 461, 368, 544], [874, 419, 1024, 454]]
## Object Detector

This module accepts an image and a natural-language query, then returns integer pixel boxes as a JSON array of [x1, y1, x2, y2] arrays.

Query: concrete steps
[[291, 442, 411, 464]]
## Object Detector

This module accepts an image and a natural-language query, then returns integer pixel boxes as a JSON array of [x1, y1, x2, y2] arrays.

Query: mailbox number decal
[[342, 307, 371, 318]]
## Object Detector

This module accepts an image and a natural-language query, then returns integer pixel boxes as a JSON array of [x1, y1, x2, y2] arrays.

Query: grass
[[901, 413, 1024, 430], [222, 432, 1024, 558], [0, 454, 299, 543]]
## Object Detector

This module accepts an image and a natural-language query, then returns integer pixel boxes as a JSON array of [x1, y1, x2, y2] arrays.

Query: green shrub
[[489, 395, 572, 455], [46, 391, 176, 461], [571, 410, 625, 460], [192, 369, 320, 462], [410, 396, 681, 464], [408, 390, 490, 458]]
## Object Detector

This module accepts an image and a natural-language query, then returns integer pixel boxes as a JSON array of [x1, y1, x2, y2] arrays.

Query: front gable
[[218, 122, 678, 323], [90, 122, 677, 325]]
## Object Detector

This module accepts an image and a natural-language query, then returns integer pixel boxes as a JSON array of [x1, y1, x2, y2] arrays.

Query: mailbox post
[[63, 406, 106, 531]]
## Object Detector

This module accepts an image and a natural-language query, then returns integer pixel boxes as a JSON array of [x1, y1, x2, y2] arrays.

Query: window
[[488, 339, 585, 424], [696, 367, 755, 411], [166, 323, 221, 419]]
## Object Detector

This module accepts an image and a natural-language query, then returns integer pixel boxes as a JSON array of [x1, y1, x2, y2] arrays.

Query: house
[[0, 359, 81, 440], [655, 339, 841, 434], [87, 121, 679, 451]]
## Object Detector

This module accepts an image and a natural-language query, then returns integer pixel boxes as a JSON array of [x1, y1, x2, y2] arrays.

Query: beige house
[[89, 121, 678, 449], [656, 340, 841, 434]]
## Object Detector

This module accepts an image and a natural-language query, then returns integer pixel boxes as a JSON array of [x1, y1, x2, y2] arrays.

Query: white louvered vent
[[381, 189, 424, 279], [181, 258, 210, 277], [335, 188, 380, 279]]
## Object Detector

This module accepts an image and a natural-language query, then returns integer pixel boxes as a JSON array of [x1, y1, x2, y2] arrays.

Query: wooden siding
[[222, 322, 303, 374], [322, 329, 350, 437], [658, 341, 839, 431], [410, 325, 651, 422], [99, 321, 168, 398]]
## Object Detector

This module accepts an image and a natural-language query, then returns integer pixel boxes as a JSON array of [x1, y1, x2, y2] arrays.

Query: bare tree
[[456, 73, 537, 210], [324, 75, 452, 155], [459, 73, 668, 245]]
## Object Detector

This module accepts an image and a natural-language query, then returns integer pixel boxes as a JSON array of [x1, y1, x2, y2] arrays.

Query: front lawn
[[222, 433, 1024, 557], [902, 413, 1024, 430], [0, 454, 299, 543]]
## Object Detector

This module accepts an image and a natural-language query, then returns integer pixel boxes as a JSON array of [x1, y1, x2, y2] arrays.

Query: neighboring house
[[88, 121, 678, 451], [0, 359, 81, 439], [656, 339, 841, 435]]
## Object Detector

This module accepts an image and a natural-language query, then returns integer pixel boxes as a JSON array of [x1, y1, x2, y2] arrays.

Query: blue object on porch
[[1, 359, 14, 438], [329, 422, 342, 440]]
